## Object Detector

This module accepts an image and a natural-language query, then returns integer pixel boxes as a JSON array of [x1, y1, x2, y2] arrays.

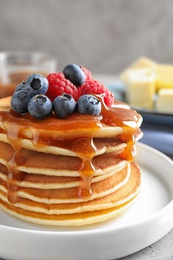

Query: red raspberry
[[78, 79, 114, 107], [46, 72, 78, 101], [80, 66, 93, 81]]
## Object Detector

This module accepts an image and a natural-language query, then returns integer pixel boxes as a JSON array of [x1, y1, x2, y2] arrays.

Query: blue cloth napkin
[[140, 121, 173, 158]]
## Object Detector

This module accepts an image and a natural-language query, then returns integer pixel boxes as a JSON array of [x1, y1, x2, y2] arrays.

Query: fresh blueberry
[[25, 74, 49, 96], [63, 64, 86, 87], [77, 95, 101, 115], [28, 94, 52, 119], [11, 90, 32, 114], [53, 93, 76, 118]]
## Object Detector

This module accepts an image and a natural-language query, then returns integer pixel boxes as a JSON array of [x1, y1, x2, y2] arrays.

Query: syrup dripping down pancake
[[0, 126, 142, 157], [0, 141, 127, 177]]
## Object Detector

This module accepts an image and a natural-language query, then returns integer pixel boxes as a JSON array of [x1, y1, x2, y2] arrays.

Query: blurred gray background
[[0, 0, 173, 74]]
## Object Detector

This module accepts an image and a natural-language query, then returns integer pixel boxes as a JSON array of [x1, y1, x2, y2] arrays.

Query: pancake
[[0, 96, 11, 111], [0, 162, 140, 225], [0, 141, 127, 177], [0, 120, 142, 157], [0, 161, 126, 189], [0, 163, 130, 203], [0, 195, 138, 226]]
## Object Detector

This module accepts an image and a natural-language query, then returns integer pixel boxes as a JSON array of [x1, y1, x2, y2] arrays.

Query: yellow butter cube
[[156, 89, 173, 113], [120, 57, 156, 82], [156, 65, 173, 91], [125, 69, 156, 109]]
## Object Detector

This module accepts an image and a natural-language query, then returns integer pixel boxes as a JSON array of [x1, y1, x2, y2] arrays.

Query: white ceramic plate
[[0, 143, 173, 260]]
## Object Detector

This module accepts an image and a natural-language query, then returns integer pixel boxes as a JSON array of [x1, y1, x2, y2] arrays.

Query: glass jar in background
[[0, 51, 57, 98]]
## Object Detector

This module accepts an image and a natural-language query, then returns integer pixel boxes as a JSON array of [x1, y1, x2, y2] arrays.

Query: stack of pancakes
[[0, 97, 143, 226]]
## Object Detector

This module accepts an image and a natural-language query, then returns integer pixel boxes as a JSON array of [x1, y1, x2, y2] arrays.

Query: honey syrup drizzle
[[71, 138, 97, 199], [0, 99, 142, 203], [2, 117, 25, 203]]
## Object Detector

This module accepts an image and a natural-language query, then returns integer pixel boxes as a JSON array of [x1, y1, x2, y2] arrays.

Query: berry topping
[[46, 72, 78, 102], [25, 74, 49, 96], [80, 66, 93, 81], [63, 64, 86, 87], [11, 90, 31, 114], [28, 94, 52, 120], [77, 94, 101, 116], [53, 93, 76, 119], [10, 63, 114, 120], [78, 79, 114, 107]]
